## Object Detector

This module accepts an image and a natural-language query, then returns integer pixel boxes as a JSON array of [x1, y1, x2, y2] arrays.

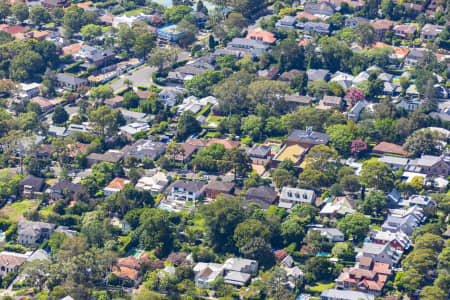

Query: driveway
[[109, 65, 156, 92]]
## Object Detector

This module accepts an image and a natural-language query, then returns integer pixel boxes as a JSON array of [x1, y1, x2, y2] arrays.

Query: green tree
[[355, 22, 375, 47], [326, 123, 359, 157], [331, 242, 355, 260], [63, 5, 85, 37], [360, 158, 394, 192], [420, 286, 447, 300], [175, 111, 201, 142], [0, 2, 10, 23], [52, 106, 69, 125], [337, 213, 370, 242], [265, 267, 294, 300], [360, 190, 386, 216], [11, 2, 28, 23], [415, 233, 444, 253], [88, 105, 120, 137], [89, 85, 113, 104], [123, 90, 140, 109], [402, 248, 437, 273], [163, 5, 192, 23], [224, 147, 252, 180], [133, 33, 155, 58], [304, 256, 336, 283], [80, 24, 103, 42], [403, 129, 441, 157], [394, 269, 424, 295], [200, 197, 245, 252], [30, 5, 50, 27], [9, 50, 44, 81]]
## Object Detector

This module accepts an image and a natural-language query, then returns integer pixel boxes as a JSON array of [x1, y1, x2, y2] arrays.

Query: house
[[331, 72, 354, 89], [372, 142, 407, 156], [279, 254, 303, 289], [159, 89, 179, 107], [378, 156, 409, 170], [286, 128, 329, 148], [404, 48, 427, 66], [104, 178, 131, 196], [311, 227, 344, 242], [307, 69, 330, 82], [177, 96, 217, 116], [168, 180, 206, 202], [244, 186, 278, 209], [19, 175, 45, 198], [87, 150, 124, 166], [304, 1, 336, 16], [42, 0, 70, 9], [279, 69, 304, 82], [335, 257, 391, 296], [119, 109, 149, 124], [104, 96, 124, 109], [321, 289, 374, 300], [382, 214, 420, 236], [227, 38, 269, 57], [19, 83, 40, 99], [369, 231, 411, 251], [135, 172, 171, 195], [30, 97, 55, 113], [320, 196, 356, 219], [204, 181, 235, 199], [285, 94, 313, 111], [421, 24, 444, 40], [352, 71, 370, 86], [194, 263, 224, 288], [123, 139, 166, 160], [393, 24, 417, 39], [345, 17, 369, 29], [48, 126, 67, 138], [156, 24, 184, 43], [348, 100, 369, 121], [120, 122, 151, 137], [0, 252, 28, 276], [246, 30, 276, 44], [168, 65, 206, 82], [383, 82, 401, 96], [355, 242, 402, 266], [405, 154, 450, 177], [172, 143, 198, 162], [400, 194, 434, 208], [247, 144, 272, 166], [113, 13, 152, 27], [279, 187, 316, 208], [371, 20, 395, 41], [257, 66, 279, 80], [112, 256, 141, 286], [223, 258, 258, 286], [206, 138, 240, 150], [276, 16, 297, 30], [301, 22, 330, 35], [56, 73, 87, 91], [48, 179, 83, 202], [18, 221, 55, 245], [317, 95, 343, 110]]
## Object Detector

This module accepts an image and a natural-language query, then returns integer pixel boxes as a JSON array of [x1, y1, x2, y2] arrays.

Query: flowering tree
[[346, 88, 365, 106], [350, 139, 367, 157]]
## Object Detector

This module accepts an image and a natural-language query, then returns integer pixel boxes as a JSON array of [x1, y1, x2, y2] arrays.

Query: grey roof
[[306, 69, 330, 81], [379, 73, 394, 82], [27, 249, 50, 262], [56, 73, 87, 86], [378, 156, 409, 166], [285, 94, 313, 104], [278, 15, 297, 25], [51, 179, 83, 194], [230, 38, 269, 50], [406, 48, 427, 60], [321, 289, 374, 300], [87, 151, 123, 163], [245, 186, 278, 209], [224, 271, 251, 286], [205, 181, 235, 193], [312, 227, 344, 237], [248, 144, 271, 157], [19, 175, 45, 191], [124, 139, 166, 160], [286, 129, 329, 145], [280, 187, 315, 203], [171, 180, 206, 193]]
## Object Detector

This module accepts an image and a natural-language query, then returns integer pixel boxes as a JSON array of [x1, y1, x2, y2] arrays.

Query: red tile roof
[[246, 30, 277, 44], [1, 25, 29, 35], [373, 142, 407, 156], [106, 178, 130, 190]]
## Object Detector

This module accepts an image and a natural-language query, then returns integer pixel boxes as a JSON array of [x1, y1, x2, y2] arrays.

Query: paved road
[[109, 65, 157, 92]]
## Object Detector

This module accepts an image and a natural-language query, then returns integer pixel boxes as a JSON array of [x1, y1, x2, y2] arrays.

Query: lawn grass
[[306, 281, 335, 294], [0, 200, 40, 222], [370, 224, 382, 231], [123, 9, 144, 16], [39, 205, 55, 217], [207, 115, 223, 123]]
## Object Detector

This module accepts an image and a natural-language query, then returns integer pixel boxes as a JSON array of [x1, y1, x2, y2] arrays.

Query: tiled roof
[[373, 142, 407, 156], [206, 138, 240, 150], [246, 30, 277, 44], [106, 178, 130, 190]]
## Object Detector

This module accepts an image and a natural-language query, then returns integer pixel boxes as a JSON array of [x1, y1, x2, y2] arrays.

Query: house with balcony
[[168, 180, 206, 203]]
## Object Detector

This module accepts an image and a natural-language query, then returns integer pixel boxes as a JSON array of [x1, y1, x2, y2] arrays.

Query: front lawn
[[306, 281, 335, 294], [0, 200, 40, 222]]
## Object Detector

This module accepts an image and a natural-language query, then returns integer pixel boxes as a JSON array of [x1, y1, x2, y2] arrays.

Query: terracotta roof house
[[0, 252, 28, 276], [104, 96, 124, 109], [296, 11, 321, 21], [372, 142, 407, 156], [0, 25, 29, 36], [104, 178, 131, 196], [204, 181, 235, 199], [112, 256, 141, 286], [371, 20, 395, 41], [30, 97, 55, 113], [244, 186, 278, 209], [62, 43, 82, 55], [246, 30, 276, 44], [42, 0, 71, 9], [206, 138, 240, 150]]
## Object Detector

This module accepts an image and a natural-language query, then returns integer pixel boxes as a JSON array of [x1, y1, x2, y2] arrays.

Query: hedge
[[64, 60, 84, 73]]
